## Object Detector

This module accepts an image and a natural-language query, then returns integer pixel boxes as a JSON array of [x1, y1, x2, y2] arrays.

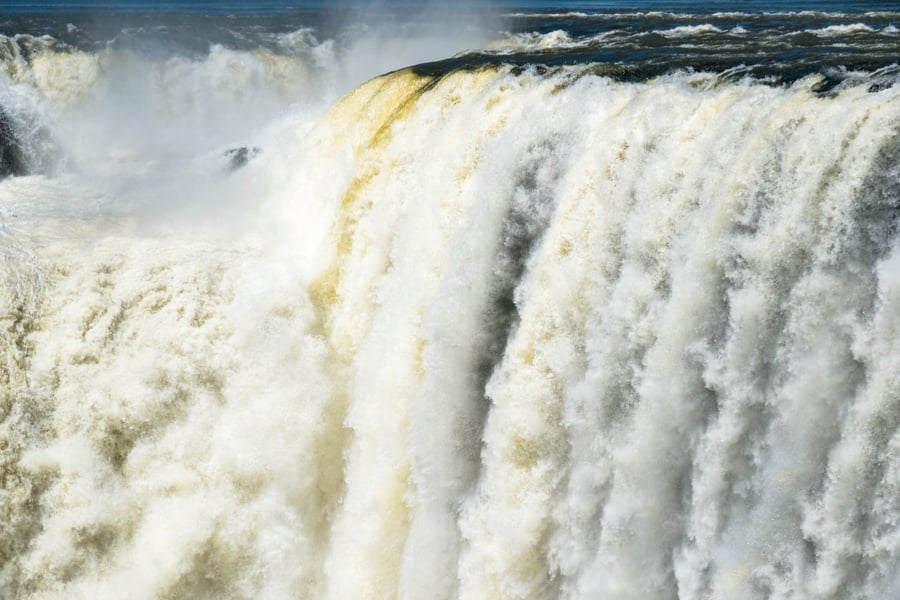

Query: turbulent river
[[1, 3, 900, 599]]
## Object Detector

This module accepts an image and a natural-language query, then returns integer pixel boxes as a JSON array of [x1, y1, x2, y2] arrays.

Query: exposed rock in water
[[224, 146, 260, 172], [0, 106, 27, 178]]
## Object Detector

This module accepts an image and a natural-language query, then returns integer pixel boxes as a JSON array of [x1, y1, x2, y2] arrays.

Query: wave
[[504, 11, 594, 18], [807, 22, 879, 36], [485, 29, 602, 53], [654, 24, 727, 38], [503, 10, 900, 20], [485, 6, 900, 57]]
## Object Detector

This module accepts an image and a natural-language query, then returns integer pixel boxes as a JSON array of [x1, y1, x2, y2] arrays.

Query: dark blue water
[[0, 0, 898, 82], [1, 1, 899, 15]]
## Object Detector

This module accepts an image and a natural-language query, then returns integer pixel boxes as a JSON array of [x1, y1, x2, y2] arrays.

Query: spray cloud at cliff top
[[1, 1, 900, 599]]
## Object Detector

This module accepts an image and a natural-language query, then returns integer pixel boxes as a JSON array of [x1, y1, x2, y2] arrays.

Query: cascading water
[[1, 3, 900, 599]]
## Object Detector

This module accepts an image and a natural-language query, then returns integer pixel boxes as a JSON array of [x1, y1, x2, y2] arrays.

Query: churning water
[[1, 2, 900, 599]]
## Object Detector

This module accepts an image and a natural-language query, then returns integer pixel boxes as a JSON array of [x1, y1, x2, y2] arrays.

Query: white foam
[[3, 49, 900, 600], [808, 23, 878, 37], [656, 24, 726, 38]]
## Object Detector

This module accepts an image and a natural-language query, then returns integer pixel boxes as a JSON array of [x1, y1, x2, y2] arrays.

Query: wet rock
[[224, 146, 260, 172], [0, 106, 27, 178]]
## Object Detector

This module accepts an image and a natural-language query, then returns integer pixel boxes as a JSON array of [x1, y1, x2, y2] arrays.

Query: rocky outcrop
[[0, 106, 27, 178], [224, 146, 260, 172]]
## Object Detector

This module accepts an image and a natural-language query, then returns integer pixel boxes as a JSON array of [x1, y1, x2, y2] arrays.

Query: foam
[[2, 43, 900, 600]]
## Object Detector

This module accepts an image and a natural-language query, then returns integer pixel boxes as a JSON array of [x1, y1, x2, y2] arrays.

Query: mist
[[0, 2, 498, 228]]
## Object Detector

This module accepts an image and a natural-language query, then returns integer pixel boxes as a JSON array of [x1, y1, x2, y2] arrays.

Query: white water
[[2, 44, 900, 600]]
